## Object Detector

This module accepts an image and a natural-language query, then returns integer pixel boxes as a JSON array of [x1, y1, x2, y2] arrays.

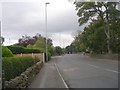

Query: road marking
[[104, 69, 120, 74], [54, 63, 69, 89], [88, 64, 99, 68], [88, 64, 119, 74]]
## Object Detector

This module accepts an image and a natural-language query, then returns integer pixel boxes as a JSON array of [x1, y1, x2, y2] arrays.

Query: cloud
[[51, 32, 74, 48], [1, 0, 84, 47]]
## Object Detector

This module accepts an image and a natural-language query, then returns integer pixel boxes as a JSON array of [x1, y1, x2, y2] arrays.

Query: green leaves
[[2, 56, 40, 81], [72, 19, 108, 54], [54, 46, 63, 55], [2, 46, 13, 57], [7, 46, 41, 54], [75, 2, 120, 25], [74, 2, 120, 54]]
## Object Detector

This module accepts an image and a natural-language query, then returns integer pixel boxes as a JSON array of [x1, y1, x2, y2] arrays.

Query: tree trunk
[[107, 38, 112, 54], [104, 19, 112, 54]]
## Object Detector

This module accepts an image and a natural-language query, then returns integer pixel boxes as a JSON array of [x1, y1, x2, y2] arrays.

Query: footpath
[[29, 57, 66, 88]]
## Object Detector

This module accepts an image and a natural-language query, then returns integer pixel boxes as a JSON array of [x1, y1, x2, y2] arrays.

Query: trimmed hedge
[[7, 46, 42, 54], [2, 56, 40, 81], [4, 61, 43, 88], [2, 46, 13, 57]]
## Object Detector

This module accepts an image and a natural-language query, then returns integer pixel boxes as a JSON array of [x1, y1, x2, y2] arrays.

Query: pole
[[45, 2, 50, 62]]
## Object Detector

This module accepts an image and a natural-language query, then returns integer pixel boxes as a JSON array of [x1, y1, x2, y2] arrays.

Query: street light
[[45, 2, 50, 62]]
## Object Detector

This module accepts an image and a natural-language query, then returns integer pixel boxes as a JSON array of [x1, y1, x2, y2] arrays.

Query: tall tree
[[74, 2, 120, 54]]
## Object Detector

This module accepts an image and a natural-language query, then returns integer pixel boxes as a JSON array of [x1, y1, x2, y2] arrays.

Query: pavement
[[29, 57, 66, 88], [29, 54, 118, 88]]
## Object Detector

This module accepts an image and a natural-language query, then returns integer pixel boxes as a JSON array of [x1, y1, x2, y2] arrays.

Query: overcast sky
[[1, 0, 85, 48]]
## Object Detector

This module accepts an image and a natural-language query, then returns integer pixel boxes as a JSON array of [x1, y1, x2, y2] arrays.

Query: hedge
[[2, 56, 40, 81], [2, 46, 13, 57], [7, 46, 42, 54], [4, 61, 43, 88]]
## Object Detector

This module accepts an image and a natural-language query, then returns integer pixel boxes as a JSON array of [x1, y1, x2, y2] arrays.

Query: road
[[29, 54, 118, 88]]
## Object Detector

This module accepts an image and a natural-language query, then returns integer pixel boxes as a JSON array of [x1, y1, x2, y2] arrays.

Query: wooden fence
[[14, 53, 45, 63]]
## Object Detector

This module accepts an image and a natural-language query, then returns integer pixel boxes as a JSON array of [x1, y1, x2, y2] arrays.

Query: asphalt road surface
[[29, 54, 118, 88]]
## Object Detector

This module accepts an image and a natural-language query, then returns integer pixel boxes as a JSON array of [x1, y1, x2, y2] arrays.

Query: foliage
[[71, 18, 120, 54], [26, 34, 54, 60], [12, 33, 54, 60], [14, 34, 41, 47], [53, 46, 63, 55], [65, 46, 72, 54], [27, 37, 53, 54], [7, 46, 41, 54], [2, 56, 40, 81], [14, 33, 53, 48], [2, 46, 13, 57], [29, 37, 46, 52], [74, 2, 120, 54]]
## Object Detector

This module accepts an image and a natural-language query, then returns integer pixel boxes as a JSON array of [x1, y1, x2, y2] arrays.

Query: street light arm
[[45, 2, 50, 4]]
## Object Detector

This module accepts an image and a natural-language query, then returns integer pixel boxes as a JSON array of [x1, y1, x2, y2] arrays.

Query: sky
[[1, 0, 85, 48]]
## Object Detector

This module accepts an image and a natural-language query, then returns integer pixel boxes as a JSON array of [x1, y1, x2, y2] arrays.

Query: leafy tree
[[65, 46, 72, 54], [74, 2, 120, 54], [26, 34, 54, 55], [14, 33, 42, 47], [83, 19, 107, 53], [54, 46, 63, 55]]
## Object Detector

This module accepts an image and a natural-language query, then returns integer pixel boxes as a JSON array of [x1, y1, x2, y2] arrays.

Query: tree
[[26, 34, 54, 55], [65, 45, 73, 54], [74, 2, 120, 54], [83, 19, 107, 53], [54, 46, 63, 55], [14, 33, 42, 47]]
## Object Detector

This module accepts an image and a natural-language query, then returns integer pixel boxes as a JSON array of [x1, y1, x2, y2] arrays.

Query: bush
[[2, 56, 40, 81], [2, 46, 13, 57], [44, 51, 52, 62], [7, 46, 42, 54], [48, 52, 52, 60]]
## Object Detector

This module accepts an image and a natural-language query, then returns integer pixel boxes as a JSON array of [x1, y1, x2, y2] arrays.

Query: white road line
[[54, 63, 69, 89], [104, 69, 120, 74], [88, 64, 119, 74], [88, 64, 99, 68]]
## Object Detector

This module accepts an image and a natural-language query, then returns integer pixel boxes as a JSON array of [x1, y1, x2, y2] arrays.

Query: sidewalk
[[28, 58, 65, 88]]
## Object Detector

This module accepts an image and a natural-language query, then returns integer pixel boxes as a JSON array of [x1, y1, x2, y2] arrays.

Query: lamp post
[[45, 2, 50, 62]]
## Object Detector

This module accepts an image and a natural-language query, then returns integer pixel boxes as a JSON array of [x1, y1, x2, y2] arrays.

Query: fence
[[14, 53, 45, 63]]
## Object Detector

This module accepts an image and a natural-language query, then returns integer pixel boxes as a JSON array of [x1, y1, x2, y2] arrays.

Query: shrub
[[7, 46, 42, 54], [2, 56, 40, 81], [48, 52, 52, 60], [2, 46, 13, 57], [44, 51, 51, 62]]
